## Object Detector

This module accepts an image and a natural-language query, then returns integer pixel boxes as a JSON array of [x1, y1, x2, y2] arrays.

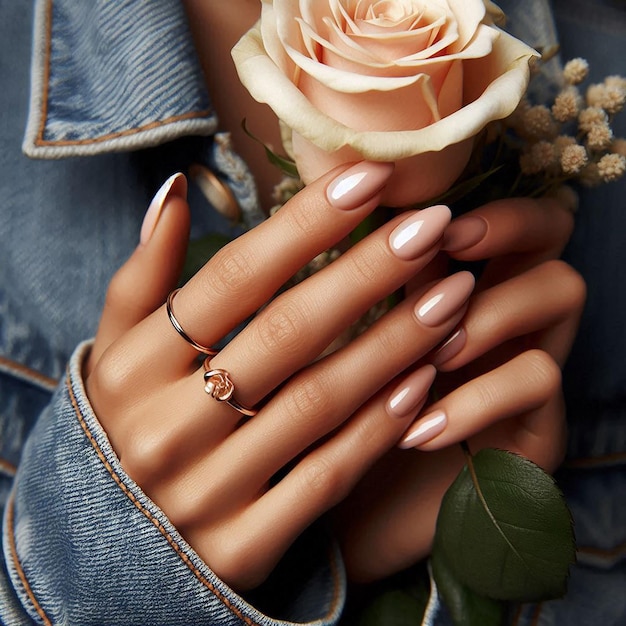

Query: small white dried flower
[[586, 83, 608, 108], [552, 87, 582, 122], [587, 122, 614, 150], [611, 138, 626, 157], [605, 75, 626, 91], [601, 86, 626, 115], [578, 107, 608, 133], [561, 145, 588, 175], [521, 105, 558, 139], [586, 83, 626, 113], [563, 58, 589, 85], [597, 153, 626, 183]]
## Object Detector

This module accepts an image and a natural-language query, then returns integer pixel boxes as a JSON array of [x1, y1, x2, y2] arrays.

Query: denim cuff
[[1, 342, 345, 625]]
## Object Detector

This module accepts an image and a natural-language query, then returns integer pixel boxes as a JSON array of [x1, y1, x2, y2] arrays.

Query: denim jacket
[[1, 1, 624, 625]]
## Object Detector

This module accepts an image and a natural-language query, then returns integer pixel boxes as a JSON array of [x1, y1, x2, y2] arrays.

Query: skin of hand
[[333, 193, 587, 582], [85, 163, 478, 591]]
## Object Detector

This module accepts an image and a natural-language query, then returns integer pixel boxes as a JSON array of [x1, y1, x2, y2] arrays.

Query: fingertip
[[140, 173, 187, 246]]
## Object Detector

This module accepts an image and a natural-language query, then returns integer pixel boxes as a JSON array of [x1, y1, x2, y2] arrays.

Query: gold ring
[[166, 289, 218, 356]]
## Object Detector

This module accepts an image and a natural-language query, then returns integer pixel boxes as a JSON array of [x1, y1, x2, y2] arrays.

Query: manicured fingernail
[[387, 365, 437, 418], [326, 162, 394, 210], [399, 410, 447, 449], [415, 272, 475, 327], [432, 327, 467, 367], [442, 216, 488, 252], [389, 205, 451, 260], [140, 173, 187, 245]]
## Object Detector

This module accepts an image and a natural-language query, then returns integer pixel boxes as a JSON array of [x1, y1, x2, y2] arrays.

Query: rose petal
[[445, 0, 487, 52], [233, 24, 536, 157], [299, 67, 441, 131]]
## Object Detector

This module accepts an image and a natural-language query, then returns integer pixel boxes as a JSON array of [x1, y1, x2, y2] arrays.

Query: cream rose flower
[[233, 0, 537, 206]]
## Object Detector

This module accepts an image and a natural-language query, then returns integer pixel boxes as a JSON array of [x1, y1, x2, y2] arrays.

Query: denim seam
[[6, 494, 53, 626], [0, 355, 58, 393], [577, 539, 626, 558], [66, 369, 344, 625], [25, 0, 215, 154], [563, 452, 626, 468], [0, 459, 17, 476]]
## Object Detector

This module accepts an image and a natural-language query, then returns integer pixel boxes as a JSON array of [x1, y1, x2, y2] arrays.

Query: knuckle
[[284, 197, 325, 239], [472, 376, 503, 411], [209, 538, 258, 589], [203, 246, 257, 299], [90, 351, 132, 402], [344, 241, 388, 288], [300, 456, 346, 505], [254, 299, 309, 357], [520, 349, 562, 397], [286, 373, 333, 426], [104, 269, 131, 310], [118, 431, 163, 486]]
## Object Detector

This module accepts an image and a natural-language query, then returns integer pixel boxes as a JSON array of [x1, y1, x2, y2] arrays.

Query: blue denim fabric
[[0, 0, 344, 623]]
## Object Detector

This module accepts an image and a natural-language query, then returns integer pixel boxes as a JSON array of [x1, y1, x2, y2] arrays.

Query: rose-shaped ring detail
[[203, 359, 258, 417], [166, 289, 219, 356]]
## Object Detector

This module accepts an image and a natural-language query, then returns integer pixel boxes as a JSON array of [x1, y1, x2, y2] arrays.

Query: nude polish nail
[[140, 172, 187, 245], [432, 327, 467, 367], [399, 410, 447, 449], [387, 365, 437, 418], [442, 216, 488, 252], [389, 205, 451, 260], [326, 162, 394, 210], [415, 271, 475, 327]]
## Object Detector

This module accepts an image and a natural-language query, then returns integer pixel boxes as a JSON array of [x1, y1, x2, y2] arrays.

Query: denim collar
[[23, 0, 217, 159]]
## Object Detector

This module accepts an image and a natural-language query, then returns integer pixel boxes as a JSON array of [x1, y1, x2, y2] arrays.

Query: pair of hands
[[85, 162, 584, 590]]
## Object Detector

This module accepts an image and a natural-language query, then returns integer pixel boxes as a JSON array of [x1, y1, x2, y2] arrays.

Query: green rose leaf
[[431, 549, 506, 626], [434, 448, 575, 602]]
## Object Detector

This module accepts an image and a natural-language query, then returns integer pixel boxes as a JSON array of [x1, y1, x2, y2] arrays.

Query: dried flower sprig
[[510, 58, 626, 192]]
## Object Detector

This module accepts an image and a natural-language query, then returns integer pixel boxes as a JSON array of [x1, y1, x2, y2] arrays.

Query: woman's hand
[[85, 163, 474, 590], [335, 193, 586, 582]]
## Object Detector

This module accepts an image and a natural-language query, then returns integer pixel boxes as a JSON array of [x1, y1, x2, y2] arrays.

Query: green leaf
[[432, 549, 507, 626], [242, 119, 299, 178], [358, 590, 426, 626], [181, 233, 232, 284], [434, 448, 575, 602]]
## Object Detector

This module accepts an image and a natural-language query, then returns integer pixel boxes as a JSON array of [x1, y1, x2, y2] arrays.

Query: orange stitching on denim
[[578, 539, 626, 558], [35, 0, 212, 148], [6, 495, 53, 626], [0, 355, 58, 390], [0, 458, 17, 475], [67, 371, 343, 624], [563, 452, 626, 468], [37, 0, 53, 146]]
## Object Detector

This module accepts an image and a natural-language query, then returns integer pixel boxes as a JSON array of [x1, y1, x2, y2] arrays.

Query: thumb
[[87, 173, 190, 373]]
